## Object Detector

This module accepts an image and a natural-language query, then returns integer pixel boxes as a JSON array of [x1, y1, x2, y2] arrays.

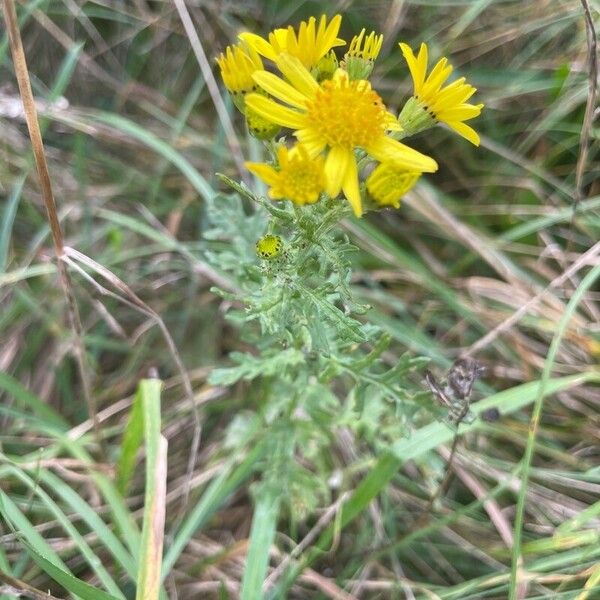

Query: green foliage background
[[1, 1, 599, 599]]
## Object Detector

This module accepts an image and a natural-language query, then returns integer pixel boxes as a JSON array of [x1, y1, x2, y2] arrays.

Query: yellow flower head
[[216, 42, 263, 112], [342, 29, 383, 79], [246, 144, 326, 206], [366, 163, 421, 208], [239, 14, 345, 71], [245, 54, 438, 217], [399, 42, 484, 145]]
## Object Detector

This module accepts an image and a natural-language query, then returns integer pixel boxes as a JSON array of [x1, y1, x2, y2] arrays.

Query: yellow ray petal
[[399, 43, 422, 90], [275, 53, 319, 99], [422, 58, 452, 95], [295, 128, 327, 157], [368, 136, 438, 172], [252, 71, 308, 108], [319, 14, 345, 52], [245, 93, 306, 129], [324, 146, 352, 198], [415, 43, 428, 91], [238, 32, 277, 61], [434, 84, 476, 108], [445, 121, 481, 146], [437, 104, 483, 121], [245, 162, 279, 186], [341, 156, 362, 217]]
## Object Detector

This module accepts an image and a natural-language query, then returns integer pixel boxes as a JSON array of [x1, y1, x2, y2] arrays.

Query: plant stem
[[2, 0, 101, 449]]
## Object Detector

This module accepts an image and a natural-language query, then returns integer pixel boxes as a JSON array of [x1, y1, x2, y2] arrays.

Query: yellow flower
[[399, 42, 484, 145], [348, 29, 383, 60], [239, 14, 345, 71], [246, 144, 326, 206], [342, 29, 383, 79], [216, 42, 263, 112], [366, 163, 421, 208], [245, 54, 438, 217]]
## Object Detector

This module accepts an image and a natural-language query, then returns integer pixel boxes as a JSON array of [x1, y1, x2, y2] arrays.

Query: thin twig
[[563, 0, 598, 297], [2, 0, 100, 447], [0, 570, 63, 600], [425, 433, 462, 514], [172, 0, 250, 185], [574, 0, 598, 212]]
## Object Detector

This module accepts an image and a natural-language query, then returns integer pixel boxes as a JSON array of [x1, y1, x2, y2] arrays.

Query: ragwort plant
[[209, 14, 483, 526]]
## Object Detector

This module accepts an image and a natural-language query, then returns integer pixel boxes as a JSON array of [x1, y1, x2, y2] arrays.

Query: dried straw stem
[[2, 0, 100, 447]]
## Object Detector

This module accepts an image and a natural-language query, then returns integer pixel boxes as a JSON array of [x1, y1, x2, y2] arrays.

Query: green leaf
[[0, 372, 68, 429], [162, 441, 266, 580], [296, 283, 366, 343], [117, 387, 145, 495], [240, 492, 281, 600], [90, 112, 214, 202], [25, 547, 122, 600], [209, 349, 306, 386], [136, 379, 167, 600], [269, 371, 600, 597]]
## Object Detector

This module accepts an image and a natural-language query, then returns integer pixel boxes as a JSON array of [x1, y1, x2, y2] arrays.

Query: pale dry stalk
[[2, 0, 101, 446]]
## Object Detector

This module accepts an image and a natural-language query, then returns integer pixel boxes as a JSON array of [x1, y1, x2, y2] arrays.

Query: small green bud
[[256, 234, 283, 260], [312, 51, 338, 82]]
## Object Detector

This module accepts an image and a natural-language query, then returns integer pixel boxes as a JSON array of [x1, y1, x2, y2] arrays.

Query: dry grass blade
[[0, 570, 63, 600], [60, 247, 202, 511], [1, 0, 99, 446], [172, 0, 249, 184], [136, 379, 168, 600], [465, 241, 600, 356], [2, 2, 598, 598], [574, 0, 598, 209]]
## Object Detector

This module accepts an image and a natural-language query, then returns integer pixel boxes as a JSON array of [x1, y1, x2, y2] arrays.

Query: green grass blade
[[25, 547, 122, 600], [0, 372, 68, 428], [0, 176, 25, 272], [2, 466, 125, 598], [0, 486, 69, 571], [269, 371, 600, 597], [47, 42, 83, 103], [136, 379, 167, 600], [36, 470, 136, 579], [89, 112, 215, 201], [347, 218, 485, 330], [58, 442, 142, 562], [578, 565, 600, 600], [557, 499, 600, 535], [162, 440, 266, 579], [509, 262, 600, 600], [240, 492, 281, 600], [0, 264, 56, 286], [116, 386, 144, 495]]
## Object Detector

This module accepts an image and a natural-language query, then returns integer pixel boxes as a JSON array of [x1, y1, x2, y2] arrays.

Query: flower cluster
[[216, 15, 483, 217]]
